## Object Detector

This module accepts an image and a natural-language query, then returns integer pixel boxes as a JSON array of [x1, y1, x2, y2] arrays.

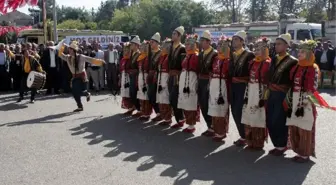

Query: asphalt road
[[0, 89, 335, 185]]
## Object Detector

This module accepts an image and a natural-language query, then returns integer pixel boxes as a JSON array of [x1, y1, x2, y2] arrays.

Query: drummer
[[58, 41, 105, 112], [17, 48, 44, 103]]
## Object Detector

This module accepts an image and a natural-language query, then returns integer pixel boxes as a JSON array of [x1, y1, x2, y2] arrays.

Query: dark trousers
[[106, 63, 119, 92], [168, 75, 184, 122], [148, 82, 159, 113], [46, 67, 60, 93], [0, 65, 11, 91], [266, 90, 288, 147], [72, 78, 89, 108], [230, 83, 247, 139], [19, 73, 36, 100], [12, 73, 22, 91], [61, 65, 72, 93], [198, 79, 211, 128], [129, 73, 140, 111]]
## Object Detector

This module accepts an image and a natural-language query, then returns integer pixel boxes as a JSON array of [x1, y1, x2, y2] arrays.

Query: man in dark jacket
[[41, 41, 61, 95], [315, 42, 335, 87]]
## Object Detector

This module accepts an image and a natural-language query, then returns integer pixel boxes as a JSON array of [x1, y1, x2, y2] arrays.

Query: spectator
[[315, 42, 335, 87]]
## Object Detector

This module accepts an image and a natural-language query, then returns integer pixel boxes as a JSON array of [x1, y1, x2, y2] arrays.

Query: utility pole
[[42, 0, 47, 44], [53, 0, 58, 43]]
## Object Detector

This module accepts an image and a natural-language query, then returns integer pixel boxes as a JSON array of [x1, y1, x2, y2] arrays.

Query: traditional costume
[[284, 40, 319, 162], [241, 37, 271, 150], [174, 34, 199, 133], [128, 36, 141, 116], [198, 30, 218, 137], [148, 32, 162, 121], [156, 38, 173, 125], [169, 26, 186, 127], [230, 31, 255, 146], [58, 41, 104, 112], [120, 42, 132, 110], [266, 34, 298, 155], [208, 36, 231, 142], [137, 41, 152, 120]]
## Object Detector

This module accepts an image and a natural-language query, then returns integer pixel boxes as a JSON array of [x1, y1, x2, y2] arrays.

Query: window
[[17, 37, 25, 43], [296, 29, 311, 41], [288, 30, 294, 39], [311, 29, 322, 40], [27, 37, 38, 44]]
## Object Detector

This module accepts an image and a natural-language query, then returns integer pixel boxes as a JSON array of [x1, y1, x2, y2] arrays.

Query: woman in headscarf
[[119, 42, 133, 112], [208, 36, 231, 142], [137, 41, 152, 121], [156, 38, 173, 125], [175, 34, 199, 133], [284, 40, 319, 163], [241, 37, 271, 150], [58, 41, 105, 112]]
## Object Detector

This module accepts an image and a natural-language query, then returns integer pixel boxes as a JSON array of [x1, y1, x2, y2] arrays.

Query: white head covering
[[151, 32, 161, 43], [130, 36, 141, 45], [276, 33, 291, 45], [201, 30, 211, 41], [233, 30, 247, 41], [174, 26, 185, 35]]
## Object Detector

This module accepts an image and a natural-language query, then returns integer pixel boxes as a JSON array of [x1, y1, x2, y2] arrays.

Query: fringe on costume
[[184, 110, 197, 125], [245, 126, 268, 148], [159, 104, 172, 121], [140, 100, 152, 116], [289, 105, 317, 157], [212, 114, 229, 136]]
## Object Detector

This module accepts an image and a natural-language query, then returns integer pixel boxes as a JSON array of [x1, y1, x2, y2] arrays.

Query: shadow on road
[[70, 114, 314, 185], [0, 112, 79, 127]]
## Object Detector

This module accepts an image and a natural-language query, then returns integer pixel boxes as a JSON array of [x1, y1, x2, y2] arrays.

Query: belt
[[127, 69, 138, 74], [232, 77, 249, 83], [211, 73, 227, 79], [199, 74, 210, 79], [169, 70, 180, 76], [72, 72, 87, 79], [269, 83, 289, 92]]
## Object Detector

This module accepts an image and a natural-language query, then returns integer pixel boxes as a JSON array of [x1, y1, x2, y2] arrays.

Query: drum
[[26, 71, 46, 89]]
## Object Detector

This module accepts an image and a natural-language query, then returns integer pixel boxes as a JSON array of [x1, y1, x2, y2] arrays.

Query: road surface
[[0, 89, 335, 185]]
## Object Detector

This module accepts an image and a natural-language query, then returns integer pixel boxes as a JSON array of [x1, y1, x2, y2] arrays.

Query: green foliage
[[57, 19, 85, 29]]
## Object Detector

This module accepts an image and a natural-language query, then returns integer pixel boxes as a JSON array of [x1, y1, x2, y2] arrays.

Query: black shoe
[[86, 93, 91, 102], [17, 98, 23, 103], [73, 108, 83, 112]]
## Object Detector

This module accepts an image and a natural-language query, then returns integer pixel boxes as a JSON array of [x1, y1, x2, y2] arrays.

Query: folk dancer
[[266, 34, 298, 155], [208, 36, 231, 142], [229, 31, 255, 146], [156, 38, 173, 125], [137, 41, 152, 121], [241, 37, 271, 150], [119, 42, 133, 111], [148, 32, 162, 121], [58, 41, 105, 112], [198, 30, 218, 137], [127, 36, 141, 116], [177, 34, 199, 133], [17, 48, 44, 103], [169, 26, 186, 128], [284, 40, 319, 163]]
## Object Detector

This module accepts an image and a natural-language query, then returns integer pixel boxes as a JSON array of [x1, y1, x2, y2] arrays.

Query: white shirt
[[108, 49, 118, 64], [49, 49, 56, 67], [321, 50, 328, 63]]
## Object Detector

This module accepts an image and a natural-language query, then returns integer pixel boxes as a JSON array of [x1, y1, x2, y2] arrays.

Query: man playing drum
[[17, 48, 44, 103]]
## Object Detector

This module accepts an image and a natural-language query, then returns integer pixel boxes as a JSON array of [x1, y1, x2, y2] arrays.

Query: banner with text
[[64, 35, 123, 48]]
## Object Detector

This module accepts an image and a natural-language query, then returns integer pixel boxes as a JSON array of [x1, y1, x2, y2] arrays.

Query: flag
[[308, 91, 336, 111], [0, 0, 38, 14]]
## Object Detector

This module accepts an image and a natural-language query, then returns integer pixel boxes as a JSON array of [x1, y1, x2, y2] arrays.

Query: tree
[[57, 19, 85, 29], [95, 0, 118, 22], [57, 6, 91, 23], [28, 0, 54, 22], [212, 0, 246, 22]]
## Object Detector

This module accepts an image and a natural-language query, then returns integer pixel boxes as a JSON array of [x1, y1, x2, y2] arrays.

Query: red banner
[[0, 0, 38, 14], [0, 25, 32, 36]]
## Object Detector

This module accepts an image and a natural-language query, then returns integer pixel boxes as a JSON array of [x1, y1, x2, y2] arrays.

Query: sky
[[17, 0, 207, 14]]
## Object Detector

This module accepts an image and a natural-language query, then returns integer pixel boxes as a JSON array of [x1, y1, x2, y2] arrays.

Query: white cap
[[174, 26, 185, 35], [201, 30, 211, 41], [233, 30, 247, 41], [276, 33, 291, 45], [69, 41, 79, 51], [130, 36, 141, 45], [151, 32, 161, 43]]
